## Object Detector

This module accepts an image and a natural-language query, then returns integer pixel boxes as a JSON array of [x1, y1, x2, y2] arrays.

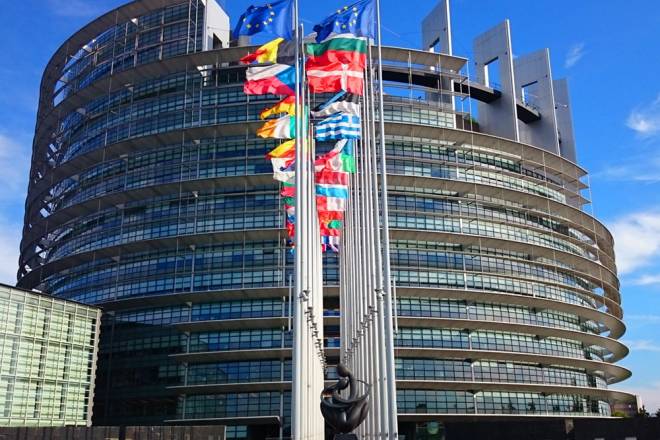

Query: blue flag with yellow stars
[[233, 0, 294, 40], [313, 0, 376, 43]]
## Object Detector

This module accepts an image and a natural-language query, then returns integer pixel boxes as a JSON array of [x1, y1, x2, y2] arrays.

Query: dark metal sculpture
[[320, 364, 370, 438]]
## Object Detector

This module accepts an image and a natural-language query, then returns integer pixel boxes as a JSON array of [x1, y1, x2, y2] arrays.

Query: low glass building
[[17, 0, 634, 438], [0, 284, 101, 426]]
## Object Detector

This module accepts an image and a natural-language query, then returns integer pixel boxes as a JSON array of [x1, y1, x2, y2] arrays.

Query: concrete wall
[[553, 78, 578, 163], [422, 0, 452, 55], [514, 49, 560, 154], [203, 0, 230, 50], [473, 20, 520, 142]]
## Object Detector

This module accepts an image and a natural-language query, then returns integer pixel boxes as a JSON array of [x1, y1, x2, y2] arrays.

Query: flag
[[261, 96, 296, 119], [312, 92, 360, 117], [318, 211, 344, 222], [320, 224, 342, 236], [321, 235, 340, 252], [245, 64, 296, 96], [315, 169, 349, 185], [315, 113, 361, 141], [241, 37, 296, 65], [317, 196, 347, 211], [233, 0, 294, 40], [307, 62, 364, 95], [313, 0, 376, 43], [317, 139, 356, 173], [316, 184, 349, 199], [267, 139, 296, 159], [281, 184, 296, 197], [258, 115, 295, 139], [306, 34, 368, 69], [271, 157, 295, 183]]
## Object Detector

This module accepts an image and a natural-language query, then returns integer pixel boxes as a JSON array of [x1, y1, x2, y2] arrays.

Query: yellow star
[[255, 23, 260, 27], [336, 9, 341, 13], [270, 11, 276, 15], [247, 24, 251, 28], [263, 20, 268, 25], [243, 17, 247, 22], [268, 18, 273, 22], [343, 5, 349, 10], [353, 6, 358, 11], [342, 24, 347, 28]]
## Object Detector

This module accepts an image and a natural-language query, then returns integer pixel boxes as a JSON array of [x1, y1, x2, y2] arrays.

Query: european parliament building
[[18, 0, 635, 438]]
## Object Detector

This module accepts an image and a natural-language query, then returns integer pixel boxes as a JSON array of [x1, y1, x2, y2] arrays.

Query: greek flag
[[315, 113, 361, 141]]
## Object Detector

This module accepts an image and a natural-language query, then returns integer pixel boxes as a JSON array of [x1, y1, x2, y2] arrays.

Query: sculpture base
[[334, 435, 358, 440]]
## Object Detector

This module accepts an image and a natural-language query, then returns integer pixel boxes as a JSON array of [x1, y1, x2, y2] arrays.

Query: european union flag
[[313, 0, 376, 43], [233, 0, 294, 41]]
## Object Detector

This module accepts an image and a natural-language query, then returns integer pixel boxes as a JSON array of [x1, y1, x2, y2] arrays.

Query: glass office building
[[0, 284, 101, 426], [17, 0, 634, 437]]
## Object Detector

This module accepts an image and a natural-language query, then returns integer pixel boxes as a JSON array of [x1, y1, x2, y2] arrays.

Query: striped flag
[[305, 34, 367, 69], [315, 113, 361, 141], [261, 96, 296, 119], [258, 115, 295, 139], [316, 196, 347, 211], [316, 184, 349, 199], [312, 92, 360, 118], [321, 235, 340, 252]]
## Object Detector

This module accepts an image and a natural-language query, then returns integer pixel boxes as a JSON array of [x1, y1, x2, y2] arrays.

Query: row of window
[[397, 390, 610, 416], [109, 296, 597, 336], [174, 390, 610, 420], [55, 2, 204, 105]]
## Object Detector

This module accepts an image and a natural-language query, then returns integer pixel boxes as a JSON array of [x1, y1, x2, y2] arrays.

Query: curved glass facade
[[19, 0, 633, 437]]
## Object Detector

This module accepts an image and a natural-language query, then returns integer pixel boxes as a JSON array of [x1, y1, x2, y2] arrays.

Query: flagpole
[[292, 1, 303, 439], [375, 0, 399, 437]]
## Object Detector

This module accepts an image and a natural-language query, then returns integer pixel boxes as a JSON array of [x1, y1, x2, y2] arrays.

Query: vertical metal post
[[292, 1, 302, 437], [375, 0, 399, 437]]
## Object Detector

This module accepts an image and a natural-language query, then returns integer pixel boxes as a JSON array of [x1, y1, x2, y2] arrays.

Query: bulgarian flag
[[307, 62, 364, 95], [305, 34, 367, 70], [245, 64, 296, 95]]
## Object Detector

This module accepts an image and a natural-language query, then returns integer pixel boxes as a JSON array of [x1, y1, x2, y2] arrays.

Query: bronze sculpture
[[320, 364, 370, 438]]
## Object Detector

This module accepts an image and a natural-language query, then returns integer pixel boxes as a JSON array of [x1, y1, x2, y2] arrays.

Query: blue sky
[[0, 0, 659, 411]]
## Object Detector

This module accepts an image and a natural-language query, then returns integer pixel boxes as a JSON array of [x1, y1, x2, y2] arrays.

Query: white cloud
[[564, 42, 586, 68], [624, 339, 660, 352], [626, 314, 660, 324], [626, 94, 660, 138], [630, 274, 660, 286], [609, 210, 660, 275]]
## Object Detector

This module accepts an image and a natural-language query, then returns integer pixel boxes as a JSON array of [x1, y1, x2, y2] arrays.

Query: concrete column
[[422, 0, 452, 55], [553, 78, 578, 163], [514, 49, 560, 154], [473, 20, 519, 142]]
